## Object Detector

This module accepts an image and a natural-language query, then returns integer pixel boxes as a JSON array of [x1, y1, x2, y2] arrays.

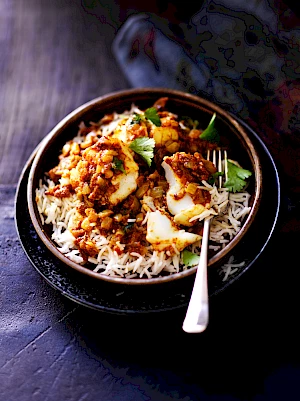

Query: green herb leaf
[[131, 113, 142, 124], [124, 223, 134, 233], [144, 107, 161, 126], [207, 171, 224, 185], [181, 116, 199, 129], [224, 161, 252, 193], [112, 157, 126, 174], [200, 113, 220, 143], [129, 137, 155, 167], [193, 120, 199, 129], [181, 116, 193, 129], [182, 250, 200, 267]]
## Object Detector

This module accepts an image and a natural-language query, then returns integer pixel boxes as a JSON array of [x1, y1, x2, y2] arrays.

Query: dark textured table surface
[[1, 1, 300, 400]]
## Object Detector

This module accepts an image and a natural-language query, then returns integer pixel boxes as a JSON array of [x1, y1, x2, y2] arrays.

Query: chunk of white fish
[[109, 141, 139, 205], [162, 161, 207, 226], [146, 210, 201, 252]]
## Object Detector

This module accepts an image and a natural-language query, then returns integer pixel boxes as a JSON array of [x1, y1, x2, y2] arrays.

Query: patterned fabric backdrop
[[112, 0, 300, 231]]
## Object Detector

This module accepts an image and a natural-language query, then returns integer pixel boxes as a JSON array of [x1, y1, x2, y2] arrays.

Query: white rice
[[35, 104, 252, 279], [36, 178, 251, 278], [219, 255, 246, 281]]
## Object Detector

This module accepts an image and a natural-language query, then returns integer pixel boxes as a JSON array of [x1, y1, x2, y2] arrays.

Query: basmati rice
[[36, 177, 251, 278], [35, 102, 252, 279]]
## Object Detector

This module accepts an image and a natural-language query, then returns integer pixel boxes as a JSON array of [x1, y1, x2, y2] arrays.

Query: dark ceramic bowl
[[27, 88, 262, 285]]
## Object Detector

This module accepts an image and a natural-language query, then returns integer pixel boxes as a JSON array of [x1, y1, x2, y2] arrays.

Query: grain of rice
[[141, 211, 149, 225], [220, 255, 246, 281], [209, 245, 221, 251]]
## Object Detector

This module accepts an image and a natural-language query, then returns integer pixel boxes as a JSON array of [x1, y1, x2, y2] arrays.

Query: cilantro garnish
[[181, 116, 199, 129], [112, 157, 126, 174], [132, 113, 142, 124], [207, 171, 224, 186], [224, 161, 252, 193], [124, 223, 134, 233], [193, 119, 199, 129], [144, 107, 161, 126], [129, 137, 155, 167], [131, 108, 161, 126], [200, 113, 220, 143], [182, 250, 200, 267]]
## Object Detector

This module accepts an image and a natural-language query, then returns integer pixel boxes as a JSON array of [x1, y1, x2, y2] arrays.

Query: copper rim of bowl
[[27, 88, 262, 285]]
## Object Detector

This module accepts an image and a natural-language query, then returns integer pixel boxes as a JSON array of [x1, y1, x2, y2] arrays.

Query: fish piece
[[146, 210, 201, 252]]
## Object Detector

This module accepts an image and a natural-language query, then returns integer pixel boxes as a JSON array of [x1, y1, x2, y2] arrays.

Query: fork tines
[[207, 149, 228, 188]]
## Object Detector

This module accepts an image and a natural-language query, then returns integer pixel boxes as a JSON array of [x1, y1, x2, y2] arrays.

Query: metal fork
[[182, 149, 227, 334]]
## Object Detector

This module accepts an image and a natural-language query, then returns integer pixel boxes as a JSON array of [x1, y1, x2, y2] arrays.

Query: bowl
[[27, 88, 262, 285]]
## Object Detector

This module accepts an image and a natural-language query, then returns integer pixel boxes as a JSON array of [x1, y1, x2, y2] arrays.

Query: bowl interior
[[27, 88, 262, 285]]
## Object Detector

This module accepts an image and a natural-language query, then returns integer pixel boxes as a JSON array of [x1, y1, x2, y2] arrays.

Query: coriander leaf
[[200, 113, 220, 143], [124, 223, 134, 233], [112, 157, 126, 174], [129, 137, 155, 167], [181, 116, 199, 129], [181, 116, 194, 129], [131, 113, 142, 124], [207, 171, 224, 185], [182, 250, 200, 267], [144, 107, 161, 126], [224, 161, 252, 193]]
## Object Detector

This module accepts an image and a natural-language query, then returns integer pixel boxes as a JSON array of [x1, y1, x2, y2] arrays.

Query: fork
[[182, 149, 227, 334]]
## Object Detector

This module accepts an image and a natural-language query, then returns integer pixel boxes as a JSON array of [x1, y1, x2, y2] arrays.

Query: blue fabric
[[112, 2, 300, 232], [112, 2, 300, 123]]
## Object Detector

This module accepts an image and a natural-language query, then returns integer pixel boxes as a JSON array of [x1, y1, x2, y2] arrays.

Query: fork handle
[[182, 218, 210, 333]]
